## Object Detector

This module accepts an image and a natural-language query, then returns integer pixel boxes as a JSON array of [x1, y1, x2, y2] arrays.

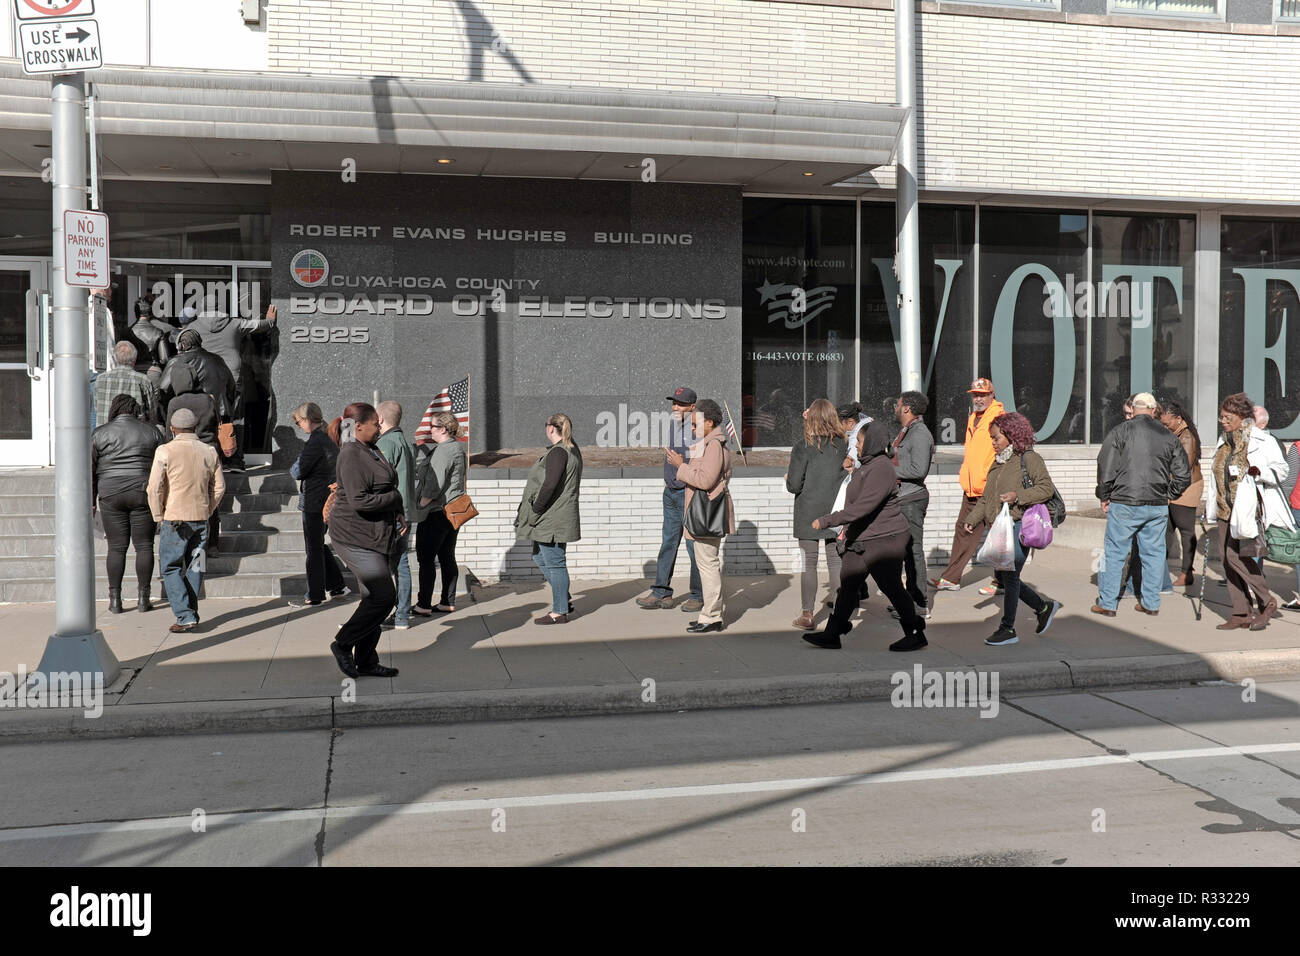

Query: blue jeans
[[393, 531, 411, 624], [159, 518, 208, 625], [532, 542, 571, 615], [1099, 503, 1169, 611], [652, 486, 701, 600], [994, 520, 1046, 630]]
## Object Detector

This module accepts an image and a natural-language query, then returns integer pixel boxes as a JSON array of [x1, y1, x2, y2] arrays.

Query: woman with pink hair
[[963, 411, 1062, 645]]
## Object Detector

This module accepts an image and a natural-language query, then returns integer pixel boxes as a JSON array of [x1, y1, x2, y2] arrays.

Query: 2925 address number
[[289, 326, 370, 344]]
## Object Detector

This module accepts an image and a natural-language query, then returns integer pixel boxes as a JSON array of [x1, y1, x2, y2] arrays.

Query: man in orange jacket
[[931, 378, 1005, 591]]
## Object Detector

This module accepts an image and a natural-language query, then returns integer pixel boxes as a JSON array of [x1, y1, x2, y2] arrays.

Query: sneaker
[[288, 594, 324, 608], [930, 578, 961, 592], [978, 583, 1004, 596], [1283, 598, 1300, 611], [222, 465, 245, 474], [328, 586, 352, 599], [636, 594, 672, 610], [984, 626, 1018, 646], [1035, 600, 1061, 635], [680, 598, 704, 612]]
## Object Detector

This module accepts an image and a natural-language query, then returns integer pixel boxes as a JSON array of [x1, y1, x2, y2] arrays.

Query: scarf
[[994, 444, 1014, 465]]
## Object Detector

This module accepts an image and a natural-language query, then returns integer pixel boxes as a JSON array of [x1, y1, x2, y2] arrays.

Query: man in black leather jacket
[[128, 296, 176, 382], [1093, 392, 1192, 618], [157, 328, 238, 422]]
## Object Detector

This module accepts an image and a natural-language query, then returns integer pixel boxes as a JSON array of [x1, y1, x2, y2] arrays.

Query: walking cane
[[1195, 517, 1211, 621]]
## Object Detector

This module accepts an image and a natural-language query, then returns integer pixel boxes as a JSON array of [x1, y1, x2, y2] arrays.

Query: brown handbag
[[322, 481, 339, 524], [217, 422, 237, 457], [443, 493, 478, 531]]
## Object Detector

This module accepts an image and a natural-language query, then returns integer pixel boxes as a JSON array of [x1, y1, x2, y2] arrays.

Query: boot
[[137, 586, 153, 612], [107, 588, 123, 614]]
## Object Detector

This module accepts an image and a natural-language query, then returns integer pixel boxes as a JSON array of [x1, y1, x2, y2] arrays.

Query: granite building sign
[[271, 172, 742, 453]]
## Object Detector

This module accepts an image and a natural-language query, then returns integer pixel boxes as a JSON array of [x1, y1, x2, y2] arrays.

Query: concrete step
[[0, 528, 309, 557], [0, 509, 313, 535], [0, 570, 357, 603], [0, 549, 327, 579], [0, 489, 294, 516], [0, 469, 297, 496]]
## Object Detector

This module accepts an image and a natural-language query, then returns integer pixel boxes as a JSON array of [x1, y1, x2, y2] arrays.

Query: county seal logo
[[291, 249, 329, 288]]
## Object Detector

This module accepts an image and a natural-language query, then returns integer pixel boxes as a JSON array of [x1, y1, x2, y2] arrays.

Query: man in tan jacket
[[148, 407, 225, 632]]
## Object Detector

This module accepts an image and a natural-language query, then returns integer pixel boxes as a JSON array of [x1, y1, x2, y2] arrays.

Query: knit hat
[[170, 407, 198, 429]]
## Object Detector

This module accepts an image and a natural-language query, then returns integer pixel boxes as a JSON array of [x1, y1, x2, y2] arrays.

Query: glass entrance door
[[0, 258, 51, 466]]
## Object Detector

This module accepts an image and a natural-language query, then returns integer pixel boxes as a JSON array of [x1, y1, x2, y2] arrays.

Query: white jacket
[[1213, 427, 1293, 530]]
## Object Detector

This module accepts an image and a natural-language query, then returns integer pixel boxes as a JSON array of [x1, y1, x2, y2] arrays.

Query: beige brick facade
[[268, 0, 1300, 204]]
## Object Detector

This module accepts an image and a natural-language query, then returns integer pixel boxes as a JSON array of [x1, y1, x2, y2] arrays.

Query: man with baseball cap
[[637, 386, 704, 611], [148, 406, 225, 633], [931, 378, 1005, 592], [1093, 391, 1190, 617]]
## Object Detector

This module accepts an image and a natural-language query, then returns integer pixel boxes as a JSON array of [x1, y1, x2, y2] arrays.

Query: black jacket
[[158, 348, 237, 418], [787, 435, 847, 540], [329, 440, 404, 555], [295, 428, 339, 515], [91, 414, 163, 500], [166, 392, 219, 447], [1096, 415, 1193, 505], [130, 318, 175, 367]]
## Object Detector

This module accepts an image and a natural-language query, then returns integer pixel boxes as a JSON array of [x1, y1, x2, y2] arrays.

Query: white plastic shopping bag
[[832, 473, 852, 538], [1229, 474, 1259, 540], [975, 502, 1017, 571]]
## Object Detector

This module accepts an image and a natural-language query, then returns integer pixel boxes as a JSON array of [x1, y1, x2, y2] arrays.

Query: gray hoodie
[[192, 311, 274, 387]]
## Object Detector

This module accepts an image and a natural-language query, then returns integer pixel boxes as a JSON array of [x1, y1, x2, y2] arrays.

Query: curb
[[2, 648, 1298, 742]]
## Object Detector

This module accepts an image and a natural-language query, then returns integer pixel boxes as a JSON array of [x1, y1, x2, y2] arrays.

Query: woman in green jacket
[[963, 411, 1062, 646], [516, 412, 583, 624]]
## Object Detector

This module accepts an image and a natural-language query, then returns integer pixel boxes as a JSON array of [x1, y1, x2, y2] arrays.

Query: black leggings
[[1168, 504, 1197, 576], [99, 488, 156, 590], [829, 530, 920, 638], [416, 510, 460, 608], [332, 543, 397, 670]]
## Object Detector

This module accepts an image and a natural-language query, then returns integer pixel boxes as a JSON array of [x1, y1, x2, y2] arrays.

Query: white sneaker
[[328, 587, 352, 600]]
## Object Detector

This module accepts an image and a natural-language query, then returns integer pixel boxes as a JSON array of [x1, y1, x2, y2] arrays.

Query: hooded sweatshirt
[[816, 420, 910, 550], [192, 311, 275, 387]]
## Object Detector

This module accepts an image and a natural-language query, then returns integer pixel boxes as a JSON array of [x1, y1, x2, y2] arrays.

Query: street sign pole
[[35, 70, 119, 685]]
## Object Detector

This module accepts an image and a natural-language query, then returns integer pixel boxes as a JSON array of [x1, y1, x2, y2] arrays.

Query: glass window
[[1109, 0, 1223, 17], [742, 198, 855, 447], [1089, 213, 1195, 442], [1220, 218, 1300, 439], [0, 177, 270, 260], [1280, 0, 1300, 21], [979, 208, 1088, 444], [858, 204, 975, 445]]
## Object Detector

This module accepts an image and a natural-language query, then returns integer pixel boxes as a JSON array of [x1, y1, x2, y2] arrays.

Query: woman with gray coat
[[787, 398, 847, 629], [413, 411, 468, 615]]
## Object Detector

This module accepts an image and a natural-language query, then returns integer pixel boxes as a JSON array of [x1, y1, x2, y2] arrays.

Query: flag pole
[[722, 397, 747, 465], [466, 372, 471, 448]]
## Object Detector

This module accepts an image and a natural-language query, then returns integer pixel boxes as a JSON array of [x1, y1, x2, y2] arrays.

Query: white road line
[[3, 740, 1298, 844]]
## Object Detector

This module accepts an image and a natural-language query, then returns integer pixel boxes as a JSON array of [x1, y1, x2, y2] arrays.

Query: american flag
[[414, 376, 470, 444], [725, 417, 740, 451]]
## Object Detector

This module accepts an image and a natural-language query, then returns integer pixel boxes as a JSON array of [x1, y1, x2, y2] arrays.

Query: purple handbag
[[1019, 503, 1054, 549]]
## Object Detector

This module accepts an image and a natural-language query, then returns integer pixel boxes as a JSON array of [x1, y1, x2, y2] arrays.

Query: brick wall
[[268, 0, 1300, 203], [459, 451, 1214, 582]]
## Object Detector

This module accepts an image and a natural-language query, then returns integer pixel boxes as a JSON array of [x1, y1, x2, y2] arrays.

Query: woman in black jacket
[[786, 398, 847, 629], [92, 394, 163, 614], [326, 402, 406, 678], [288, 402, 348, 607], [804, 420, 925, 652]]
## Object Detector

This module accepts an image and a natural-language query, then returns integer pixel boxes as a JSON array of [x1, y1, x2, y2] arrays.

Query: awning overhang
[[0, 63, 905, 192]]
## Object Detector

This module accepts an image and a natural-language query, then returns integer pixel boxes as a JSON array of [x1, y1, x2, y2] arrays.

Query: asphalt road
[[1, 680, 1297, 866]]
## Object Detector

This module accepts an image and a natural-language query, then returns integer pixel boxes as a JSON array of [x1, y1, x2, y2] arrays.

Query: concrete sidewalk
[[2, 545, 1299, 740]]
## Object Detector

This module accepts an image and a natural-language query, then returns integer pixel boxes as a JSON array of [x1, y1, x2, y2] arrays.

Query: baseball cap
[[1132, 392, 1157, 409], [667, 386, 697, 405], [968, 378, 994, 394], [170, 407, 198, 429]]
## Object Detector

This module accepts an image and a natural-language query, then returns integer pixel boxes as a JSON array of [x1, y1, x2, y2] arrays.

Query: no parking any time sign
[[63, 209, 109, 288]]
